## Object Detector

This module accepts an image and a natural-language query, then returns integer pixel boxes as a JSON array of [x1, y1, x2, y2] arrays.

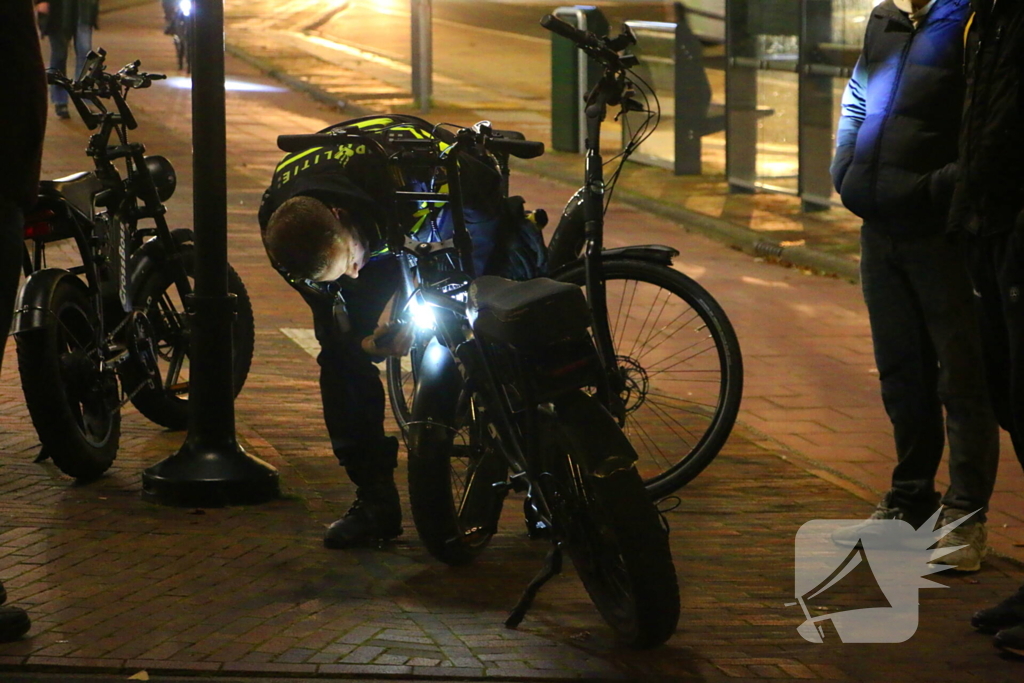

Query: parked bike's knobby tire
[[543, 390, 679, 648], [16, 276, 120, 479], [125, 240, 255, 431], [406, 341, 507, 566], [557, 258, 743, 498]]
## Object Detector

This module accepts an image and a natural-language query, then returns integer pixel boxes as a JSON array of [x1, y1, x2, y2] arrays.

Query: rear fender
[[546, 186, 680, 272], [549, 390, 638, 477], [13, 269, 91, 334]]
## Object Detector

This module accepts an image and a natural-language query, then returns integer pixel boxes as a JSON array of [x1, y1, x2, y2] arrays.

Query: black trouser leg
[[861, 226, 999, 521], [296, 257, 401, 474], [0, 201, 24, 377], [970, 230, 1024, 474]]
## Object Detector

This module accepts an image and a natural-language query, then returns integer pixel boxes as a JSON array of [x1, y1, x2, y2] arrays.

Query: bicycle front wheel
[[557, 258, 743, 497]]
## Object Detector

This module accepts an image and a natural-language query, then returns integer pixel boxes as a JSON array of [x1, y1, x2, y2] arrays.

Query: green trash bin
[[551, 5, 609, 153]]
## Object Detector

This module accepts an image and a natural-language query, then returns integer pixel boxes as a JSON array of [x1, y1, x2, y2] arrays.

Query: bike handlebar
[[276, 133, 363, 152], [278, 129, 545, 159], [540, 14, 635, 67], [486, 137, 545, 159]]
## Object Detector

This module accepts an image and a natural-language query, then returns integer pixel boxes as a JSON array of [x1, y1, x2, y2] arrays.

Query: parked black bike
[[14, 50, 254, 479], [387, 16, 743, 498], [278, 117, 680, 647]]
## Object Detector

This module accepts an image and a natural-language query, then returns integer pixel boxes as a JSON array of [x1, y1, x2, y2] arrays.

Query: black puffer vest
[[832, 0, 969, 237]]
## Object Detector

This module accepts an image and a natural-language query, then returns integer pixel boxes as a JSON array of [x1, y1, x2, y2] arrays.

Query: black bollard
[[142, 0, 278, 506]]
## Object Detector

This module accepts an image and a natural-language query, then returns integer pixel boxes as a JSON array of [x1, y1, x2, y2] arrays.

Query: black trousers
[[0, 200, 24, 376], [861, 225, 999, 520], [294, 256, 402, 473], [968, 227, 1024, 474]]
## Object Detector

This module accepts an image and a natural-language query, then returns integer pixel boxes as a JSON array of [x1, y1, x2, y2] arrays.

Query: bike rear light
[[23, 210, 55, 239]]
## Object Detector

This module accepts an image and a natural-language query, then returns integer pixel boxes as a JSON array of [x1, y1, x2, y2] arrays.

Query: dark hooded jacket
[[2, 0, 48, 210], [948, 0, 1024, 235], [35, 0, 99, 38], [831, 0, 970, 238]]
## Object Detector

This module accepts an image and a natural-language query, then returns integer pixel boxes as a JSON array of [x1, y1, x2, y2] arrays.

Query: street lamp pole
[[411, 0, 432, 112], [142, 0, 279, 506]]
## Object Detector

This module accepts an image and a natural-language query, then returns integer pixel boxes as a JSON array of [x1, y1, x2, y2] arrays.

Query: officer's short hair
[[264, 196, 356, 281]]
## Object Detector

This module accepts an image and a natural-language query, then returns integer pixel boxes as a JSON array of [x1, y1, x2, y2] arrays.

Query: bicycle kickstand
[[504, 541, 563, 629]]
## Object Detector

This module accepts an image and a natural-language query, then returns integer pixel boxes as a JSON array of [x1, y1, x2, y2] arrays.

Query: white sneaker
[[929, 507, 987, 572]]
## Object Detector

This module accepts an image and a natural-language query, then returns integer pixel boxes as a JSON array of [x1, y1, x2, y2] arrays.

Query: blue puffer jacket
[[831, 0, 970, 237]]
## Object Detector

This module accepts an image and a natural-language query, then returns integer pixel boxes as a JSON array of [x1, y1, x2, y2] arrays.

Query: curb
[[225, 43, 372, 118], [226, 39, 861, 283], [511, 156, 861, 282]]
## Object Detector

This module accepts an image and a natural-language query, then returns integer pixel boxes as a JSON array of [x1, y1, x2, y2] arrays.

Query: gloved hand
[[361, 321, 414, 357]]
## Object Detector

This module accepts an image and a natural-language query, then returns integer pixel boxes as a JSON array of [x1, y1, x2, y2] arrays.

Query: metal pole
[[411, 0, 432, 112], [142, 0, 278, 507]]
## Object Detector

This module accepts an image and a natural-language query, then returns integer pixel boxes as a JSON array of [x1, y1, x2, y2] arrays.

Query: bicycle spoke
[[643, 396, 704, 444], [164, 341, 187, 391], [626, 284, 663, 360]]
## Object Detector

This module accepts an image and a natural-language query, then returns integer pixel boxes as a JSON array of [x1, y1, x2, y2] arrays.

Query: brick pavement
[[0, 4, 1022, 681], [215, 0, 1024, 564]]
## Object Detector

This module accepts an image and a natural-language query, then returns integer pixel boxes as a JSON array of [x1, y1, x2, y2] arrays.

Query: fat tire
[[126, 243, 255, 430], [16, 277, 120, 479], [545, 390, 679, 648], [406, 347, 506, 566], [557, 258, 742, 497]]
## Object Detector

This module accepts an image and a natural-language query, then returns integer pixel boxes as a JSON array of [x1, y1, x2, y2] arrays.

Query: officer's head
[[264, 196, 367, 281]]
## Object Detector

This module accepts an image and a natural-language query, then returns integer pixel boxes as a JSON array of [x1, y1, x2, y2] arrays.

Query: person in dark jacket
[[829, 0, 999, 572], [34, 0, 99, 119], [259, 115, 525, 549], [951, 0, 1024, 658], [0, 0, 47, 644]]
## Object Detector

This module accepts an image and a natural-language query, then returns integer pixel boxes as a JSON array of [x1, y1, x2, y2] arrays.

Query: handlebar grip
[[486, 138, 545, 160], [277, 133, 360, 152], [540, 14, 600, 49], [149, 73, 167, 81]]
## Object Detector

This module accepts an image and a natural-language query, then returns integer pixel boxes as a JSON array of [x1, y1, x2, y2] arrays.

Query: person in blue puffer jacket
[[828, 0, 999, 572]]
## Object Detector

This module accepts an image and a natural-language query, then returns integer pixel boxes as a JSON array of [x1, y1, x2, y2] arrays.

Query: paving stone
[[0, 4, 1021, 683]]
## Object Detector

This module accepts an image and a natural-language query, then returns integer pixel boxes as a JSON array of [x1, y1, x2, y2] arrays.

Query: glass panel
[[756, 69, 799, 192]]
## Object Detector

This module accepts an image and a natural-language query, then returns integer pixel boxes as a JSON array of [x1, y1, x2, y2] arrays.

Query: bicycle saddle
[[39, 172, 103, 218], [468, 276, 591, 348]]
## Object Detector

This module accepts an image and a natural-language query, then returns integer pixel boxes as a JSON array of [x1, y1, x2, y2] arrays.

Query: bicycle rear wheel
[[557, 258, 742, 498], [542, 390, 679, 648]]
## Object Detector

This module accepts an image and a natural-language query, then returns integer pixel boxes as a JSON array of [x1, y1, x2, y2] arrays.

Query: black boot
[[972, 585, 1024, 634], [0, 580, 29, 642], [324, 450, 402, 549]]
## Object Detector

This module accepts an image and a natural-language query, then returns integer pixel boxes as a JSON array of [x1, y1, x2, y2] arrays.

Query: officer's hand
[[361, 321, 414, 357]]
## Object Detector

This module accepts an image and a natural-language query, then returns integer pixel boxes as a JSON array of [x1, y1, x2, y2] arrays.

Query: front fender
[[13, 268, 90, 334], [410, 338, 463, 426], [126, 228, 194, 303]]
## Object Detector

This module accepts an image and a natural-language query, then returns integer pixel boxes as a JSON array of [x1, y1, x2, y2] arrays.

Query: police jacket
[[949, 0, 1024, 235], [831, 0, 969, 238], [258, 115, 503, 298]]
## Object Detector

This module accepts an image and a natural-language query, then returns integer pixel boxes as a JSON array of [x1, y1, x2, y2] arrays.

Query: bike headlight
[[144, 155, 177, 202], [179, 0, 192, 17], [409, 296, 436, 331]]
